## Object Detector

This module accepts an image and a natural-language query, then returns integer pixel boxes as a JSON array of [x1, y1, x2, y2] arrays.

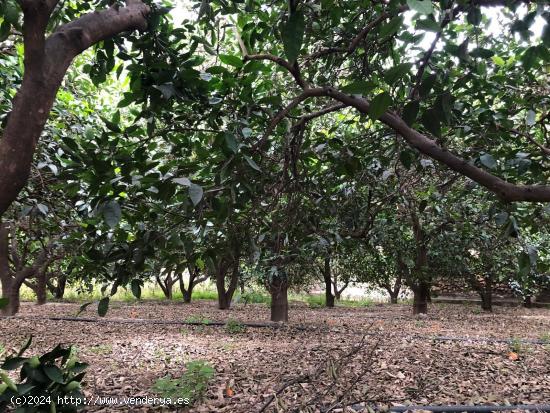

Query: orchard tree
[[0, 0, 160, 217], [195, 0, 550, 203]]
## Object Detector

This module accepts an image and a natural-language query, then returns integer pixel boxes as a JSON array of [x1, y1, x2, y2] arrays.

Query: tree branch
[[243, 53, 307, 89], [323, 87, 550, 202], [252, 87, 328, 152], [0, 0, 151, 218]]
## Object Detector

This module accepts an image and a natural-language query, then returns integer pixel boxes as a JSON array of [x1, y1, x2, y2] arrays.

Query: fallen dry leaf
[[508, 351, 519, 361]]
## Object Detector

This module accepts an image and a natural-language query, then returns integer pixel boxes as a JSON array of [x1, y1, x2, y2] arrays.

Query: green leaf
[[102, 200, 122, 228], [491, 55, 505, 66], [282, 11, 305, 64], [244, 155, 261, 172], [416, 18, 441, 32], [4, 1, 19, 25], [341, 80, 376, 95], [219, 54, 243, 68], [384, 63, 412, 85], [98, 297, 109, 317], [76, 302, 93, 316], [467, 7, 482, 26], [470, 48, 494, 59], [419, 73, 437, 98], [0, 297, 8, 309], [521, 46, 539, 70], [407, 0, 433, 15], [2, 357, 26, 370], [44, 365, 64, 383], [100, 116, 121, 133], [518, 252, 530, 276], [479, 153, 496, 169], [421, 109, 441, 137], [494, 212, 509, 226], [368, 92, 392, 121], [435, 92, 453, 124], [400, 150, 415, 169], [224, 133, 239, 154], [380, 16, 403, 38], [173, 177, 192, 186], [526, 110, 536, 126], [403, 101, 420, 126], [130, 280, 141, 299], [189, 183, 204, 206]]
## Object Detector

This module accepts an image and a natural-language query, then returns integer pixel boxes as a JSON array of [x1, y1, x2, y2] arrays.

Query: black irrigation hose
[[384, 405, 550, 412], [0, 315, 312, 331], [384, 333, 549, 345], [2, 315, 549, 345]]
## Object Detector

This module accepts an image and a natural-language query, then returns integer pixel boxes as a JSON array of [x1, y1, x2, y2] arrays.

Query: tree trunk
[[323, 257, 335, 308], [1, 277, 22, 316], [389, 289, 399, 304], [480, 291, 492, 312], [480, 275, 493, 312], [183, 288, 193, 303], [523, 296, 533, 308], [53, 274, 67, 299], [412, 282, 430, 314], [36, 270, 47, 305], [0, 223, 16, 316], [384, 277, 402, 304], [216, 258, 239, 310], [269, 277, 289, 322], [0, 1, 151, 218], [156, 273, 174, 299]]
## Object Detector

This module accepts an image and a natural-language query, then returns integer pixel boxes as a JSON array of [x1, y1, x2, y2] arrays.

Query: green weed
[[152, 360, 215, 406]]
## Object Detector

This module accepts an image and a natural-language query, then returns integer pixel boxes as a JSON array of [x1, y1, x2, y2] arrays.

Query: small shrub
[[0, 344, 4, 356], [185, 315, 211, 325], [509, 337, 522, 354], [0, 337, 88, 412], [152, 360, 215, 406], [226, 319, 245, 334]]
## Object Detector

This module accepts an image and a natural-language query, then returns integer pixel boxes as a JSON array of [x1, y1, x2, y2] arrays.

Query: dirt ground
[[1, 300, 549, 412]]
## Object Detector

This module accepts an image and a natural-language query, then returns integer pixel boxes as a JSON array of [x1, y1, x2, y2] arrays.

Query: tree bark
[[215, 258, 239, 310], [480, 275, 493, 312], [183, 287, 193, 303], [388, 288, 399, 304], [156, 274, 173, 299], [383, 275, 402, 304], [269, 277, 289, 322], [323, 88, 550, 202], [412, 282, 430, 315], [0, 223, 17, 316], [1, 282, 21, 316], [35, 269, 47, 305], [0, 1, 151, 218], [52, 274, 67, 299], [323, 257, 335, 308]]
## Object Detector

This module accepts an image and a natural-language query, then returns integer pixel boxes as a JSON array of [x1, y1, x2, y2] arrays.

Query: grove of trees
[[0, 0, 549, 322]]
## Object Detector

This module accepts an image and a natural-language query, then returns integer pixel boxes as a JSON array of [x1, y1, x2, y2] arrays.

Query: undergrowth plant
[[152, 360, 215, 406], [509, 337, 523, 354], [225, 319, 245, 334], [0, 337, 88, 412]]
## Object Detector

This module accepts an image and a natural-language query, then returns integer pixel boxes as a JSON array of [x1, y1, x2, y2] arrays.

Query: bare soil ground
[[1, 300, 549, 412]]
